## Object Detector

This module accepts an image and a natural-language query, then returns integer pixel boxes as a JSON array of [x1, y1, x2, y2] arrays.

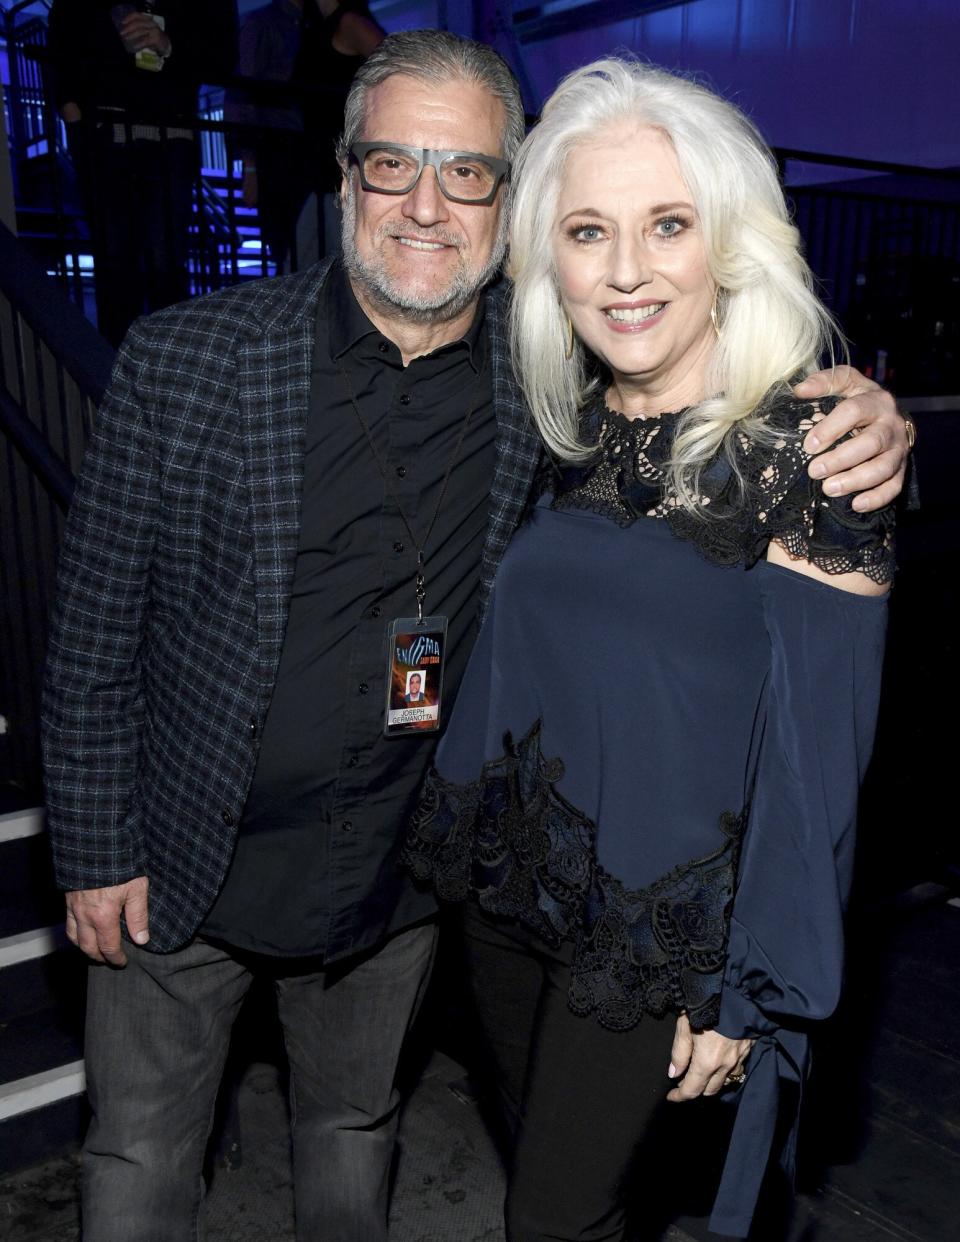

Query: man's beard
[[340, 183, 508, 325]]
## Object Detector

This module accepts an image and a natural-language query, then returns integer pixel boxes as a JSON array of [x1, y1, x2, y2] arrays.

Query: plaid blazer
[[41, 261, 542, 951]]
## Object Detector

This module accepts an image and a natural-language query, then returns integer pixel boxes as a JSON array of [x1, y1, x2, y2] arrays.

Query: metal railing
[[2, 4, 51, 160], [0, 221, 114, 792], [14, 105, 286, 312]]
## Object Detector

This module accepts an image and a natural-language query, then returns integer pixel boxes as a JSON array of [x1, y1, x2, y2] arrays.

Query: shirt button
[[399, 394, 411, 406], [340, 820, 354, 832], [221, 810, 235, 826], [378, 342, 389, 354], [370, 606, 382, 619], [393, 541, 404, 553], [395, 465, 407, 479], [248, 717, 257, 737], [347, 754, 359, 768], [358, 682, 369, 695]]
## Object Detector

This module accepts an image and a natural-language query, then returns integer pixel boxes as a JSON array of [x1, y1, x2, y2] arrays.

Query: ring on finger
[[722, 1066, 746, 1089]]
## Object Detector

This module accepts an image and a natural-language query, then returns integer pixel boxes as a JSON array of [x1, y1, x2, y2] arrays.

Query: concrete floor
[[0, 1048, 697, 1242], [3, 894, 960, 1241]]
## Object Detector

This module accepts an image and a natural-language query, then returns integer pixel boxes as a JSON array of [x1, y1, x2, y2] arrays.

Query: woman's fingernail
[[824, 479, 842, 496], [668, 1063, 677, 1078], [808, 457, 825, 475]]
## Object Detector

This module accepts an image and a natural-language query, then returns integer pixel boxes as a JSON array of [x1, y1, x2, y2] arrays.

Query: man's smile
[[395, 236, 450, 252]]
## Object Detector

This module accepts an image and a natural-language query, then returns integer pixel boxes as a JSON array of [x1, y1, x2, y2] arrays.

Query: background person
[[226, 0, 384, 269], [403, 56, 897, 1242], [47, 0, 239, 345]]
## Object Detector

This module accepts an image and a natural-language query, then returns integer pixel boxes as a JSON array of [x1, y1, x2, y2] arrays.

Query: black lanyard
[[338, 365, 481, 623]]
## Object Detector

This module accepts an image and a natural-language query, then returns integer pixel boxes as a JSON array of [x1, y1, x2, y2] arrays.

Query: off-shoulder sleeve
[[744, 395, 896, 584], [708, 561, 889, 1237]]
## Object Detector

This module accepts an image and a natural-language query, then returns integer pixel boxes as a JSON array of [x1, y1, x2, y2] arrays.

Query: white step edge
[[0, 926, 69, 969], [0, 1060, 86, 1122], [0, 808, 45, 843]]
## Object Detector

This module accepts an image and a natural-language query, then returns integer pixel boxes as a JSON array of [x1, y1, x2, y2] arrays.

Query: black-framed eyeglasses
[[349, 142, 509, 205]]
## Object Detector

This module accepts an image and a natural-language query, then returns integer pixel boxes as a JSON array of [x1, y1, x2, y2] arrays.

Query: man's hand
[[666, 1013, 753, 1102], [61, 101, 82, 123], [65, 877, 150, 966], [794, 367, 909, 513], [119, 12, 172, 57]]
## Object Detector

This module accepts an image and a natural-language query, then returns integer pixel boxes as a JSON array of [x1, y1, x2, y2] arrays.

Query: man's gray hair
[[337, 30, 526, 166]]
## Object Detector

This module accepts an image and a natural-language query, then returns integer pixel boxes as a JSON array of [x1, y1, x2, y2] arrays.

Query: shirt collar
[[325, 260, 487, 374]]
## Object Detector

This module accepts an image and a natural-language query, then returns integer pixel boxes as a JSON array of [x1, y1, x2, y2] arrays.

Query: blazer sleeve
[[708, 561, 889, 1236], [42, 318, 160, 891]]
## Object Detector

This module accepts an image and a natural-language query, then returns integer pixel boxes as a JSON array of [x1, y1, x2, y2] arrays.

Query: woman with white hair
[[404, 58, 893, 1240]]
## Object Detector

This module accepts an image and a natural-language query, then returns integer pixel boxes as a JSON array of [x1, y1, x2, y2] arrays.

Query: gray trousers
[[81, 923, 438, 1242]]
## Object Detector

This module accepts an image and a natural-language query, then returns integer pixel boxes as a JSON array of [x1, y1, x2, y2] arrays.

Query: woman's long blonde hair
[[508, 57, 843, 509]]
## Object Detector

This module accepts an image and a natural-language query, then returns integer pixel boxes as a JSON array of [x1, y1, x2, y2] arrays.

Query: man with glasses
[[43, 29, 911, 1242]]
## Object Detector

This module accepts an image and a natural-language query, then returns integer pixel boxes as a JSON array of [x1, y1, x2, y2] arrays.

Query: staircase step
[[0, 789, 37, 816], [0, 982, 86, 1172], [0, 1072, 87, 1177], [0, 808, 44, 841], [0, 1005, 84, 1090], [0, 803, 89, 1175], [0, 942, 85, 1026], [0, 830, 64, 939], [0, 927, 68, 969], [0, 1061, 86, 1125]]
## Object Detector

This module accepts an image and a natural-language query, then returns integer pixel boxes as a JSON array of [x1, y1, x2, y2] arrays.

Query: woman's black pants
[[462, 902, 683, 1242]]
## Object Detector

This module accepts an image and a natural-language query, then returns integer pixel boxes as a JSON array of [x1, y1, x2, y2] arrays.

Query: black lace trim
[[547, 394, 895, 584], [402, 721, 744, 1032]]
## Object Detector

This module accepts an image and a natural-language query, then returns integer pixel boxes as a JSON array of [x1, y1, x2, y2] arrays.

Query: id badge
[[383, 616, 448, 737]]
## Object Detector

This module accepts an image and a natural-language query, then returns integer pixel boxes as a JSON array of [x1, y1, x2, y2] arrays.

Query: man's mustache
[[378, 224, 466, 249]]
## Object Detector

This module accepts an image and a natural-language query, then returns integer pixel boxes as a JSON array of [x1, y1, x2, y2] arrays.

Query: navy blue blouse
[[403, 393, 893, 1237]]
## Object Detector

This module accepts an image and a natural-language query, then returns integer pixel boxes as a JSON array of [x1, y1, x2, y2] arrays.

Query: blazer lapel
[[481, 282, 543, 613], [238, 263, 330, 688]]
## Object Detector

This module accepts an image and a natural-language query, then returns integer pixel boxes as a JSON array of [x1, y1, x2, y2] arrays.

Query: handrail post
[[0, 80, 16, 234]]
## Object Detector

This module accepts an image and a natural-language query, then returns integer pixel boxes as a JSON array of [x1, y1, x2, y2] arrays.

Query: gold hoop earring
[[564, 314, 575, 360], [710, 290, 724, 338]]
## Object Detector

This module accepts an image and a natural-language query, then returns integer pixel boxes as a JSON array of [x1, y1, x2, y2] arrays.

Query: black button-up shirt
[[203, 263, 496, 959]]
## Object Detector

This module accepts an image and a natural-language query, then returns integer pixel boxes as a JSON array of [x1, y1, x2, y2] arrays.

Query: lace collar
[[543, 393, 895, 583], [549, 398, 689, 526]]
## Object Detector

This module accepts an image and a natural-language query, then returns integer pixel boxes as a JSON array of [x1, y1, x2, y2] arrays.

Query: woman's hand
[[666, 1013, 753, 1102]]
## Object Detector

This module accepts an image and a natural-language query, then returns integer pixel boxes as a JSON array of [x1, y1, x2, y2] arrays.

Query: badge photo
[[384, 616, 448, 737]]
